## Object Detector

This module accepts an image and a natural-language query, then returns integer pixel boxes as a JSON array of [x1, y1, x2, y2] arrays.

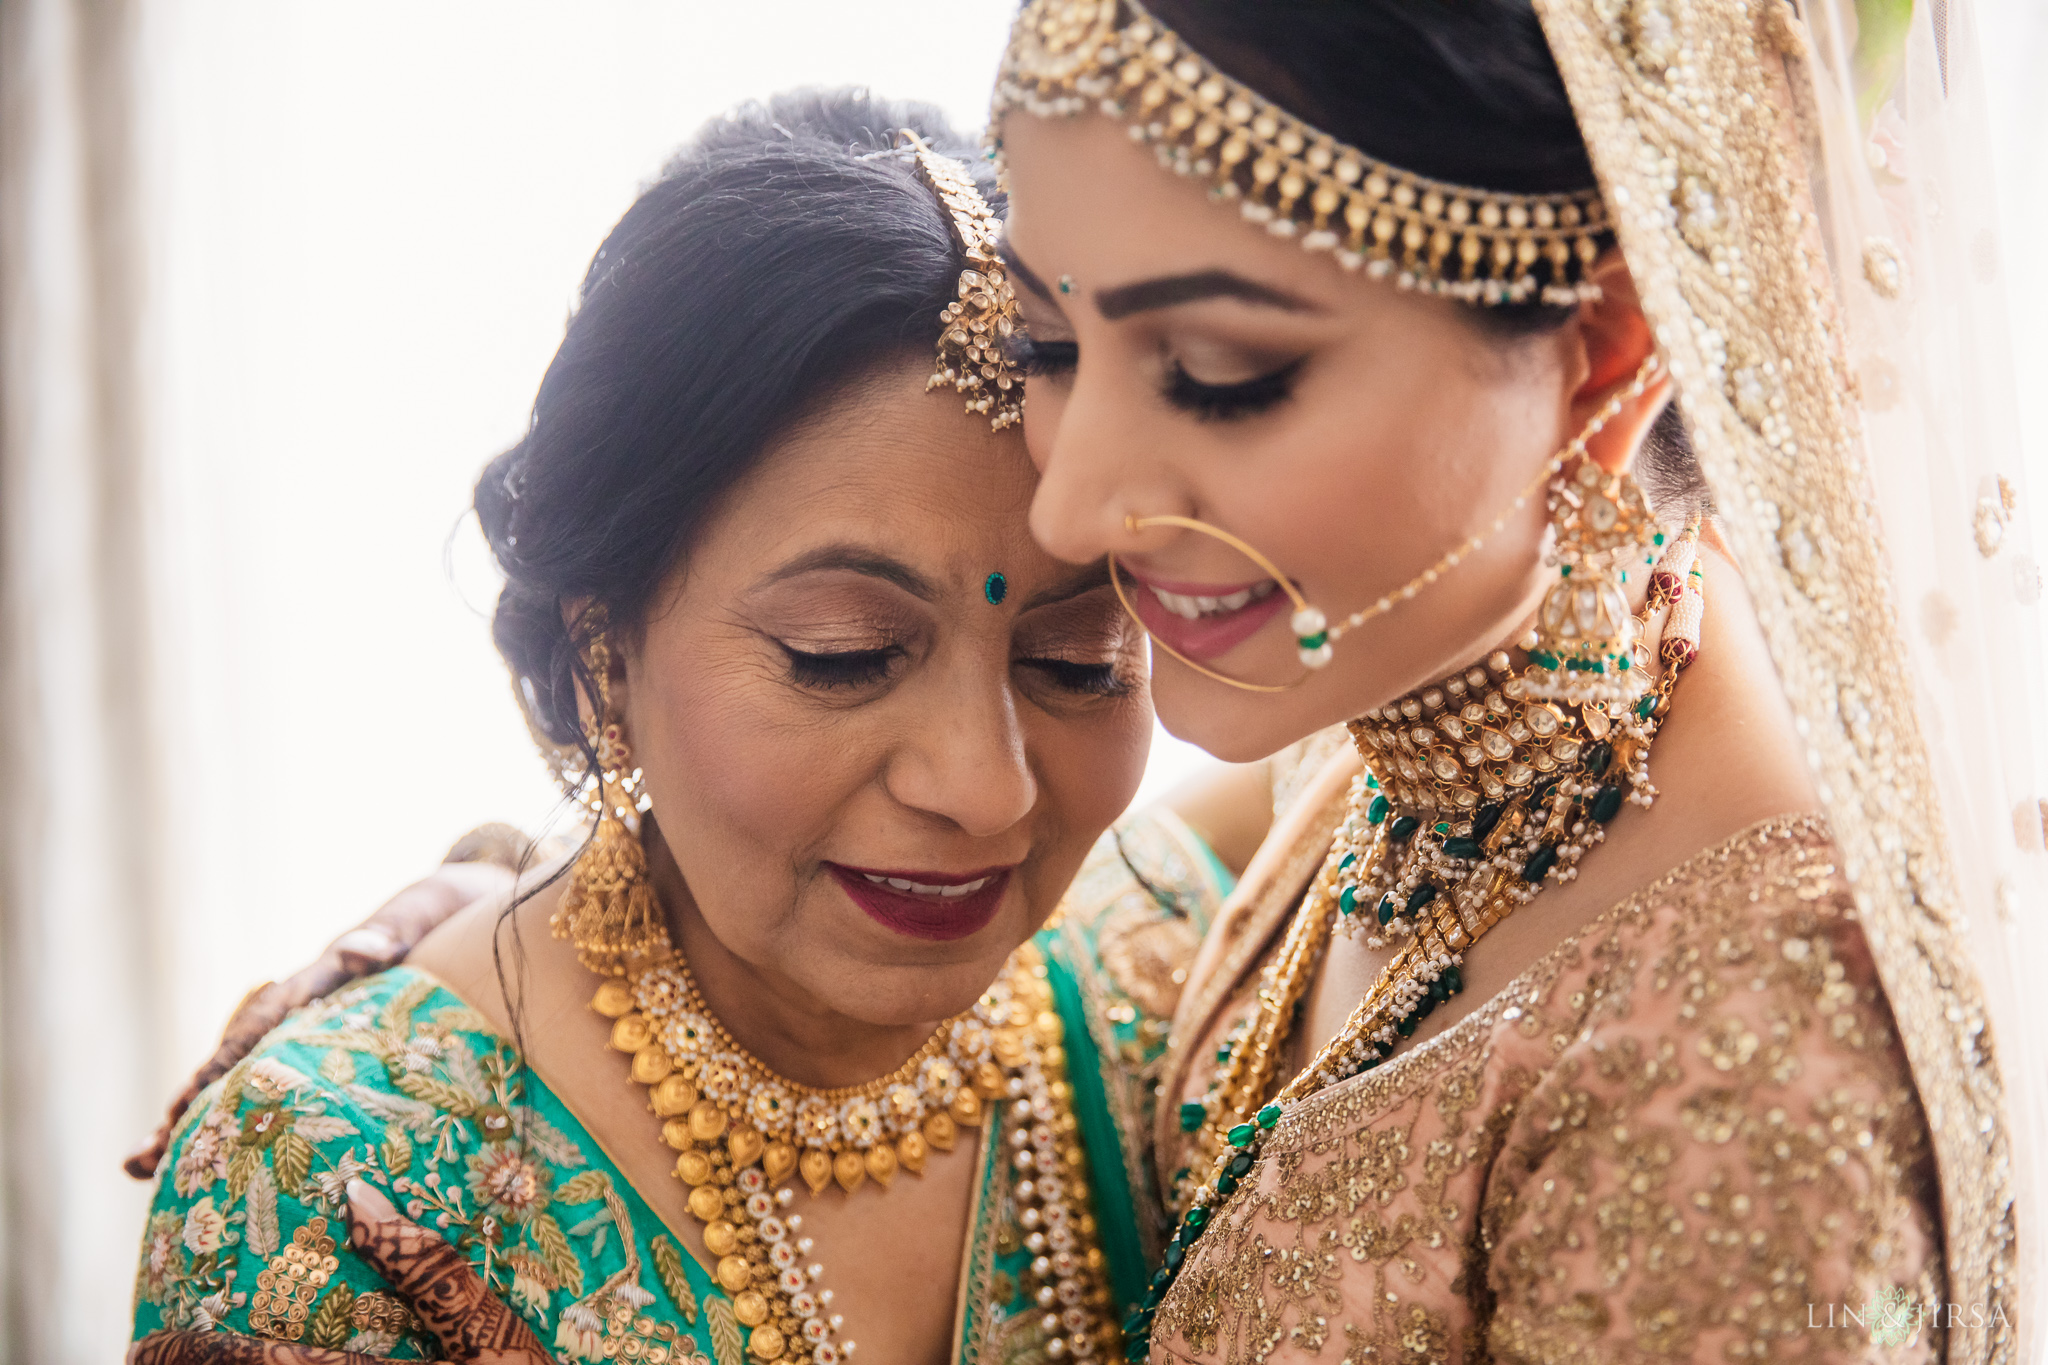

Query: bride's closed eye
[[1163, 355, 1304, 421], [1009, 334, 1077, 378]]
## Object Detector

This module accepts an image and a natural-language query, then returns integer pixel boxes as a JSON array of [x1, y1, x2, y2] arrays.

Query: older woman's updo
[[475, 90, 996, 750]]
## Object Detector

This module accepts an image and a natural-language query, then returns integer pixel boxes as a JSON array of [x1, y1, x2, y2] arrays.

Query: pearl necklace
[[592, 948, 1121, 1364]]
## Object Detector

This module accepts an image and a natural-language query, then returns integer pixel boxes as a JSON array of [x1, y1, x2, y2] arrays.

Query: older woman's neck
[[645, 833, 954, 1091]]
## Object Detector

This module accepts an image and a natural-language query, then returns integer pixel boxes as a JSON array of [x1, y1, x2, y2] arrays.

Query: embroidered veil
[[1532, 0, 2043, 1352]]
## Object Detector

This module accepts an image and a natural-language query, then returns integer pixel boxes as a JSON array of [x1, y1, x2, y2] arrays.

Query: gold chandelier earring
[[1519, 443, 1666, 709], [552, 619, 671, 977]]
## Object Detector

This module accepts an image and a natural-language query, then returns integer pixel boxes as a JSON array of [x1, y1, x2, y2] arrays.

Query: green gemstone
[[1227, 1123, 1256, 1148], [1433, 821, 1451, 835], [1405, 883, 1437, 915], [1653, 532, 1667, 546], [1617, 654, 1631, 671], [1366, 774, 1380, 790], [1390, 816, 1420, 840], [1636, 695, 1658, 719], [1215, 1173, 1239, 1196], [1367, 794, 1390, 825], [1443, 965, 1465, 995], [1128, 1337, 1152, 1360], [1215, 1045, 1232, 1063], [1560, 564, 1573, 577], [1257, 1103, 1282, 1128], [1591, 783, 1624, 823], [1339, 884, 1360, 915], [1225, 1152, 1254, 1178], [1377, 897, 1396, 925], [1164, 1238, 1185, 1269], [1442, 836, 1482, 859], [1523, 844, 1559, 883], [1427, 975, 1449, 1002], [1179, 1101, 1207, 1132], [1360, 1056, 1381, 1070], [1125, 1309, 1155, 1336], [1395, 1013, 1418, 1037], [1185, 1206, 1211, 1230], [1338, 852, 1357, 871], [1298, 629, 1329, 650]]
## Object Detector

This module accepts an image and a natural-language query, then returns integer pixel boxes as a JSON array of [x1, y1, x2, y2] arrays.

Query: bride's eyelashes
[[1163, 356, 1305, 421]]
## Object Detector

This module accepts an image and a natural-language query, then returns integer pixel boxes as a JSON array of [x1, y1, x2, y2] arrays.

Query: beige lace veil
[[1534, 0, 2041, 1354]]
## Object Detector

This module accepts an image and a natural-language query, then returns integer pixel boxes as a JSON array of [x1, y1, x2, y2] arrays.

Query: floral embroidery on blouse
[[133, 970, 718, 1363], [1150, 815, 1944, 1364]]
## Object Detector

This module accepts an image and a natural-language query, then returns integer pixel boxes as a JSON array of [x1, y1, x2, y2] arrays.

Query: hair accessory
[[902, 132, 1025, 431], [984, 570, 1008, 605], [552, 619, 672, 977], [989, 0, 1610, 305]]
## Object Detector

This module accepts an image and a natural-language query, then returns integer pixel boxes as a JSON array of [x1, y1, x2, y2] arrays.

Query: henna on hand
[[127, 1328, 430, 1365], [344, 1182, 553, 1365], [124, 857, 518, 1180]]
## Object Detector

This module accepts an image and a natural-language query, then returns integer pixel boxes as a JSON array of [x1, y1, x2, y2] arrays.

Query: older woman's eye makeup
[[779, 644, 906, 690]]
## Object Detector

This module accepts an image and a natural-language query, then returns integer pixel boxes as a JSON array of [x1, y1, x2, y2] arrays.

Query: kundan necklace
[[1134, 539, 1706, 1355], [591, 945, 1122, 1364]]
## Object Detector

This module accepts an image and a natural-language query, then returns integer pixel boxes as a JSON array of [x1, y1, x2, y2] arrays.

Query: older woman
[[129, 91, 1241, 1365]]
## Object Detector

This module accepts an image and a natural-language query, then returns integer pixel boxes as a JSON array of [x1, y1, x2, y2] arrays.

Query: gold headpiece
[[903, 133, 1025, 431], [989, 0, 1610, 305]]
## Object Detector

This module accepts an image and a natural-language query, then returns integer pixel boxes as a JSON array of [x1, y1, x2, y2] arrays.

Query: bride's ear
[[1567, 248, 1674, 476]]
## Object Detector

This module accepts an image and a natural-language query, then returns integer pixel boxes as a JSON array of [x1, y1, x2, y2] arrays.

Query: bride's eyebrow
[[760, 545, 936, 601], [1094, 270, 1316, 320]]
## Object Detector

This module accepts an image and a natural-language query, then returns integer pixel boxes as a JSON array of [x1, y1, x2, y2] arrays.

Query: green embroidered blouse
[[132, 810, 1231, 1364]]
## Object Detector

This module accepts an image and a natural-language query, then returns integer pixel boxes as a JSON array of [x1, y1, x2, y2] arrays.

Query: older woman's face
[[999, 112, 1606, 761], [616, 356, 1150, 1027]]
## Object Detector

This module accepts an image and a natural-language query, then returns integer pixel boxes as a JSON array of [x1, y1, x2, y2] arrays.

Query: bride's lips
[[1120, 568, 1290, 663], [826, 864, 1014, 942]]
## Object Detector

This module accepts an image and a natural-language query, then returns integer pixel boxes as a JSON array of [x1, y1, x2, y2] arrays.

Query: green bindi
[[984, 572, 1008, 605]]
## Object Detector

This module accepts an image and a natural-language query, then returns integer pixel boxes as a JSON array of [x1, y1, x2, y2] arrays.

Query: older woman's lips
[[825, 864, 1013, 942], [1123, 570, 1288, 663]]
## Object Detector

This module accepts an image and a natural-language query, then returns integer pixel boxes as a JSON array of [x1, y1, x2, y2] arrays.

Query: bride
[[990, 0, 2034, 1359], [129, 91, 1248, 1365]]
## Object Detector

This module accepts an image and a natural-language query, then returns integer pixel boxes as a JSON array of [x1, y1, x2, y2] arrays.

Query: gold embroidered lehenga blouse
[[1150, 755, 1944, 1361]]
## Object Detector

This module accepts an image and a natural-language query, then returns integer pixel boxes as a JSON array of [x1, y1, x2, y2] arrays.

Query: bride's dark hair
[[475, 88, 993, 751], [1143, 0, 1706, 514]]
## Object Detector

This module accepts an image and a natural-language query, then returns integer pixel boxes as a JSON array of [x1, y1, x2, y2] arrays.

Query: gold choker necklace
[[592, 948, 1121, 1363]]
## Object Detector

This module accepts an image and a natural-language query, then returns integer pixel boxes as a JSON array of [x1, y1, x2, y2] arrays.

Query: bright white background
[[84, 5, 2046, 1362]]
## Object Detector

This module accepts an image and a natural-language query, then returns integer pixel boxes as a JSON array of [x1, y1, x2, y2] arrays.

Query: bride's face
[[1001, 113, 1601, 761], [615, 357, 1149, 1027]]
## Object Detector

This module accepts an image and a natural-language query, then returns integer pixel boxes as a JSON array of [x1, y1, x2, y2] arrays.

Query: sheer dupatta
[[1533, 0, 2042, 1356]]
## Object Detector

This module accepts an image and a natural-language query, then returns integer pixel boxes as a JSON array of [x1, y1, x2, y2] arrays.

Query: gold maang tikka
[[1109, 356, 1664, 693], [902, 132, 1025, 432], [988, 0, 1610, 306], [551, 614, 672, 977]]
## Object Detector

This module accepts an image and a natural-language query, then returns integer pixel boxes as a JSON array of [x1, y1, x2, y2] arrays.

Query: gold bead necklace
[[592, 947, 1122, 1364]]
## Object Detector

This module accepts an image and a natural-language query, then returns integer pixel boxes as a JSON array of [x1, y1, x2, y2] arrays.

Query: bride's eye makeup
[[1163, 355, 1304, 421], [1014, 589, 1141, 700]]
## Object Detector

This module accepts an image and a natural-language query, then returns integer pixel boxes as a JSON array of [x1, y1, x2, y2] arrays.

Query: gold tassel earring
[[1519, 455, 1663, 708], [551, 622, 671, 977]]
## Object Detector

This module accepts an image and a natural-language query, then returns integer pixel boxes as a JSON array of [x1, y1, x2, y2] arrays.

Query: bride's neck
[[640, 823, 950, 1092]]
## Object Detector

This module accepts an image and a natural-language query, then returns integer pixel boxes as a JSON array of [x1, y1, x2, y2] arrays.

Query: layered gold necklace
[[1160, 540, 1705, 1241], [591, 946, 1120, 1364]]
